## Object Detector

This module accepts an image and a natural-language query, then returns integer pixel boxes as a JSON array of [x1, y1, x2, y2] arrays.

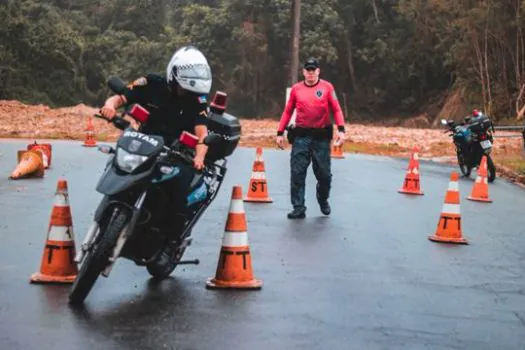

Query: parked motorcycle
[[68, 77, 241, 304], [440, 115, 496, 182]]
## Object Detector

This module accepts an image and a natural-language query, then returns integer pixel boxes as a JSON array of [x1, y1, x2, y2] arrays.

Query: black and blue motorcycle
[[69, 78, 241, 304], [441, 115, 496, 182]]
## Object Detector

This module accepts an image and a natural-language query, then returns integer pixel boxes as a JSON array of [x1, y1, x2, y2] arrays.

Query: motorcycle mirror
[[204, 133, 223, 146], [440, 119, 448, 125], [98, 145, 115, 154], [107, 76, 127, 94]]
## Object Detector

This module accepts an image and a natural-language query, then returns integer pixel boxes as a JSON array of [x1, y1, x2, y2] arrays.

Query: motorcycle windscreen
[[117, 130, 165, 156], [96, 163, 153, 196]]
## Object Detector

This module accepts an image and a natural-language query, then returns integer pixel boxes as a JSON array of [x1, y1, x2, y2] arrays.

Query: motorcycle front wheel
[[457, 151, 471, 178], [68, 208, 129, 305]]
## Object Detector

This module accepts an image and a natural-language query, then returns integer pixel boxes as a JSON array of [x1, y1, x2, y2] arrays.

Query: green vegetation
[[2, 0, 525, 121]]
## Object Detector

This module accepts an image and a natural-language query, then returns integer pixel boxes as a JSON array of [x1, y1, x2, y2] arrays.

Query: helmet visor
[[178, 64, 211, 80]]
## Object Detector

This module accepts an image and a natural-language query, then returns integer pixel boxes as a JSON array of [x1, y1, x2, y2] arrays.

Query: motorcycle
[[68, 77, 241, 304], [440, 115, 496, 182]]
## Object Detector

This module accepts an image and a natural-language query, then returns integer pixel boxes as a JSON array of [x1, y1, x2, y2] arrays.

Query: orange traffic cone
[[30, 179, 78, 283], [398, 147, 424, 195], [330, 140, 344, 159], [467, 155, 492, 203], [207, 185, 263, 290], [28, 141, 52, 169], [244, 147, 272, 203], [428, 172, 468, 245], [27, 141, 53, 169], [83, 116, 97, 147], [9, 150, 45, 179]]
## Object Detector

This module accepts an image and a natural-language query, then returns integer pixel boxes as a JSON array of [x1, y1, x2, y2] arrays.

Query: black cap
[[303, 57, 319, 70]]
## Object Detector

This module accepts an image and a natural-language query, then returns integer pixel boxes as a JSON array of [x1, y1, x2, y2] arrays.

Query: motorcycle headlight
[[116, 148, 148, 173]]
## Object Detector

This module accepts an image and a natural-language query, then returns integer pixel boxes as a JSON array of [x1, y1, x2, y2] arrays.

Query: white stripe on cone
[[229, 199, 245, 214], [42, 154, 49, 168], [441, 203, 460, 215], [48, 225, 75, 241], [222, 231, 249, 247], [53, 193, 69, 207], [250, 172, 267, 180], [448, 181, 459, 191]]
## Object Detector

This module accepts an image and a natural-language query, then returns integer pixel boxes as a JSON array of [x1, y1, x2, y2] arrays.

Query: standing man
[[276, 57, 346, 219]]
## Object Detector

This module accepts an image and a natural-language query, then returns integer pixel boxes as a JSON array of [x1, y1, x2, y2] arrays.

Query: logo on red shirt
[[316, 89, 323, 98]]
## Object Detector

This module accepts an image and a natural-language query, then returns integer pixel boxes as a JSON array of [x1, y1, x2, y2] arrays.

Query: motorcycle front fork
[[74, 191, 147, 277]]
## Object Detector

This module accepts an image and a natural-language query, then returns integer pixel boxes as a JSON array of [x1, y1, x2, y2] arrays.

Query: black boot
[[319, 201, 331, 215], [287, 208, 306, 219], [316, 183, 331, 216]]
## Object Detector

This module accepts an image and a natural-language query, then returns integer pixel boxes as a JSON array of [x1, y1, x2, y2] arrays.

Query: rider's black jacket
[[122, 73, 208, 145]]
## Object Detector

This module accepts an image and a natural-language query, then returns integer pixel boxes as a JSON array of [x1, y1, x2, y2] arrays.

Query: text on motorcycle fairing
[[123, 131, 160, 147]]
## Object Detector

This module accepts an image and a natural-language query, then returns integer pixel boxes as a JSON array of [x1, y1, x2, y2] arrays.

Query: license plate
[[480, 140, 492, 149]]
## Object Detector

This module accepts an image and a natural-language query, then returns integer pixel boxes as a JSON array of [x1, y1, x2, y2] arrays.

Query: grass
[[495, 154, 525, 175]]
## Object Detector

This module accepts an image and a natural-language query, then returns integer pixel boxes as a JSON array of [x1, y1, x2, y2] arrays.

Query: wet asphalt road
[[0, 139, 525, 350]]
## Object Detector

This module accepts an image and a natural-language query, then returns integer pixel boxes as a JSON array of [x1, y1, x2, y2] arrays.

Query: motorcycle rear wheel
[[68, 209, 128, 305], [486, 155, 496, 183]]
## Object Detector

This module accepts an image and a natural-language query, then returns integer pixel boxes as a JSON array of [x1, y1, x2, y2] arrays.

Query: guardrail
[[493, 125, 524, 131], [492, 125, 525, 148]]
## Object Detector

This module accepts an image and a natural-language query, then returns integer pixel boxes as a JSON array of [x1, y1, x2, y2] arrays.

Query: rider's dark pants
[[161, 162, 195, 238]]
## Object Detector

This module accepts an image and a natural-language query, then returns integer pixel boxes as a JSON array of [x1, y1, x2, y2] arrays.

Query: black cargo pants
[[290, 135, 332, 212]]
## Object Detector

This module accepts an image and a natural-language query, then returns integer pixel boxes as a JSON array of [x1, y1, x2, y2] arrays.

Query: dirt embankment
[[0, 100, 523, 185]]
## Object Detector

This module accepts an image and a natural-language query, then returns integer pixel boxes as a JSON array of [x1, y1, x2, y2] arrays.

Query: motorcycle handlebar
[[162, 145, 223, 174], [94, 113, 222, 173], [94, 114, 130, 130]]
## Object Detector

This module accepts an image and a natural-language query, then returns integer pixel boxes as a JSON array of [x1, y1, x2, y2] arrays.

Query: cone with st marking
[[9, 149, 45, 180], [28, 141, 52, 169], [82, 116, 97, 147], [244, 147, 272, 203], [398, 146, 424, 195], [330, 140, 344, 159], [467, 155, 492, 203], [207, 185, 262, 290], [428, 171, 468, 244], [30, 179, 78, 283]]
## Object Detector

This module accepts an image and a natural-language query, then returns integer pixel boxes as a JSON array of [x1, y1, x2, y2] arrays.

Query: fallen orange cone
[[428, 172, 468, 245], [398, 147, 424, 195], [28, 141, 52, 169], [83, 116, 97, 147], [207, 185, 262, 290], [30, 179, 78, 283], [244, 147, 272, 203], [467, 155, 492, 203], [10, 149, 45, 179]]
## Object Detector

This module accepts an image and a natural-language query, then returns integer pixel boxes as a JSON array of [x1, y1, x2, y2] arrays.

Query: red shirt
[[278, 79, 345, 133]]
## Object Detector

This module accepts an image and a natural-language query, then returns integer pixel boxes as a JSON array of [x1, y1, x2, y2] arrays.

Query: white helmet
[[166, 46, 212, 95]]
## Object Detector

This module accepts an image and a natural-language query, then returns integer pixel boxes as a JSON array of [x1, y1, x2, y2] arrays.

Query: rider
[[99, 45, 212, 242]]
